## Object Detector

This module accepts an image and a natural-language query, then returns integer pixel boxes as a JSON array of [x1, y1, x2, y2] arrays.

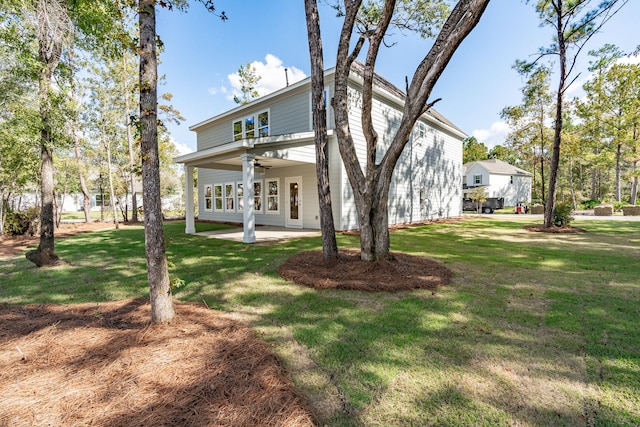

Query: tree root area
[[280, 249, 452, 291], [0, 299, 315, 427], [524, 225, 587, 233]]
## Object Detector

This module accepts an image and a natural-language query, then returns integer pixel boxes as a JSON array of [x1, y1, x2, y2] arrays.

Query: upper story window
[[510, 176, 514, 184], [233, 110, 269, 141], [474, 174, 482, 185], [418, 122, 427, 138]]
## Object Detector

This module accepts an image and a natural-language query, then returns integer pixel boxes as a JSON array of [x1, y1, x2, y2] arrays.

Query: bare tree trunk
[[615, 142, 622, 202], [73, 128, 92, 223], [569, 156, 576, 209], [124, 54, 139, 222], [305, 0, 338, 260], [105, 134, 120, 230], [632, 126, 639, 205], [544, 2, 566, 228], [0, 192, 5, 236], [333, 0, 489, 261], [26, 0, 67, 267], [139, 0, 175, 323], [631, 164, 638, 205]]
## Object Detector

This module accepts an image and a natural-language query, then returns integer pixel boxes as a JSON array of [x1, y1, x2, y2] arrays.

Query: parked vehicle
[[462, 197, 504, 214]]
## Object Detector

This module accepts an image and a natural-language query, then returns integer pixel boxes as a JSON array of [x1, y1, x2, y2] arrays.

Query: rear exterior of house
[[463, 159, 533, 206], [175, 65, 465, 242]]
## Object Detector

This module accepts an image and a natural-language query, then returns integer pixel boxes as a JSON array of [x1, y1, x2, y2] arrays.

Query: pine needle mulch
[[280, 249, 452, 291], [0, 299, 316, 427]]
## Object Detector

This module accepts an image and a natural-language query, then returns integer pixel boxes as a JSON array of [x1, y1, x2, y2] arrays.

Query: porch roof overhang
[[173, 130, 330, 171]]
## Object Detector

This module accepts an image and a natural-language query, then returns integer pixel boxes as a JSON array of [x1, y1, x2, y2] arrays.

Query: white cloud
[[168, 137, 194, 156], [226, 54, 307, 102], [208, 86, 228, 96], [471, 121, 511, 148], [618, 54, 640, 65]]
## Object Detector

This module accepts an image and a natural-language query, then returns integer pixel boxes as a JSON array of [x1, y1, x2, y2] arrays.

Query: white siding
[[464, 164, 490, 188], [338, 84, 463, 230], [490, 174, 532, 205], [196, 89, 311, 151]]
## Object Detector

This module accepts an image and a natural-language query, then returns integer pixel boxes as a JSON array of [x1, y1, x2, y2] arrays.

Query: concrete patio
[[194, 225, 320, 243]]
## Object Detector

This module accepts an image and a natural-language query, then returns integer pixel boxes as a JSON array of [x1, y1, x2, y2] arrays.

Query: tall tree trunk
[[0, 192, 5, 236], [305, 0, 338, 260], [615, 142, 622, 202], [71, 122, 93, 223], [139, 0, 175, 323], [124, 54, 139, 222], [544, 2, 566, 228], [631, 163, 638, 205], [569, 155, 576, 209], [333, 0, 489, 261], [105, 132, 120, 230], [26, 0, 66, 267]]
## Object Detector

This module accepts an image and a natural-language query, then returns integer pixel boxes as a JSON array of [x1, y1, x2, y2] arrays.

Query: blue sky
[[157, 0, 638, 154]]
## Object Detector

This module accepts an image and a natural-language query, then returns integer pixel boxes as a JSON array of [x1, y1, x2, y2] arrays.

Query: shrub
[[580, 199, 600, 210], [553, 202, 574, 227], [613, 201, 626, 211], [3, 207, 40, 236]]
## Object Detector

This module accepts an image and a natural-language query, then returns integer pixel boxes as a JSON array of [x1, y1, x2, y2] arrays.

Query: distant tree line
[[464, 44, 639, 209]]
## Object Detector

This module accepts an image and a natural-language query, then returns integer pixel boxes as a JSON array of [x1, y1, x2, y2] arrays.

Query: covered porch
[[174, 131, 328, 243]]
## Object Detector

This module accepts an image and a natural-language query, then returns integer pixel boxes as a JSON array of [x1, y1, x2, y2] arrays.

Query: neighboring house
[[174, 63, 466, 243], [462, 159, 533, 206]]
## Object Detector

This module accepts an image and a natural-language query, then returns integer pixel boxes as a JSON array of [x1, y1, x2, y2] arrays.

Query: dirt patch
[[524, 225, 587, 233], [0, 299, 315, 427], [0, 222, 117, 258], [279, 249, 452, 291]]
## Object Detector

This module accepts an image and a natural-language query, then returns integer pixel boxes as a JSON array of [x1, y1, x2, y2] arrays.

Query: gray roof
[[463, 159, 533, 177]]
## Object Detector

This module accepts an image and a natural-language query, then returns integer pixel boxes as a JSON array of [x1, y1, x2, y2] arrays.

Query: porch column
[[241, 153, 256, 243], [184, 165, 196, 234]]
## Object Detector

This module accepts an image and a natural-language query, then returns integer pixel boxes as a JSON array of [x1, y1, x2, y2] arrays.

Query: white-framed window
[[257, 111, 269, 137], [224, 183, 235, 212], [266, 178, 279, 214], [474, 175, 482, 185], [510, 176, 514, 185], [204, 185, 213, 211], [233, 110, 269, 141], [254, 180, 263, 213], [213, 184, 224, 212], [236, 180, 264, 213], [236, 182, 244, 212], [418, 122, 427, 138]]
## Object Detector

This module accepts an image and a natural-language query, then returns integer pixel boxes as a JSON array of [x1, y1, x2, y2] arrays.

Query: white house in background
[[463, 159, 533, 206], [174, 63, 466, 243]]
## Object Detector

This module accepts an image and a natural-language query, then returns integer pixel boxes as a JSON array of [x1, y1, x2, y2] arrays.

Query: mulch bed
[[0, 222, 117, 258], [523, 225, 587, 233], [0, 299, 316, 427], [279, 249, 452, 292]]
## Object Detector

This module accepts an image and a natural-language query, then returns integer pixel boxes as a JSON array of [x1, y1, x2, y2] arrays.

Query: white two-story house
[[463, 159, 533, 206], [174, 63, 466, 243]]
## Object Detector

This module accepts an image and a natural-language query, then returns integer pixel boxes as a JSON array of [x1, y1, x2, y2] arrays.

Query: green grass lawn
[[1, 218, 638, 426]]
